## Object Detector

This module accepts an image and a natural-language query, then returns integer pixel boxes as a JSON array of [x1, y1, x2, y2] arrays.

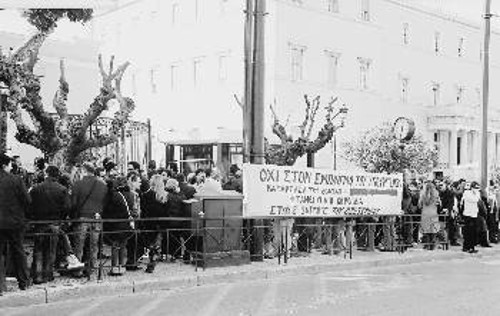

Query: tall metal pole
[[243, 0, 254, 163], [249, 0, 266, 262], [251, 0, 266, 165], [0, 95, 6, 154], [147, 118, 152, 163], [0, 81, 8, 155], [481, 0, 492, 189]]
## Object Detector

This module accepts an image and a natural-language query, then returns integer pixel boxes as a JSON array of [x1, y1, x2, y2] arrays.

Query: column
[[496, 134, 500, 167], [449, 129, 458, 167], [474, 130, 481, 165], [438, 130, 448, 165], [461, 130, 469, 166], [488, 132, 495, 167]]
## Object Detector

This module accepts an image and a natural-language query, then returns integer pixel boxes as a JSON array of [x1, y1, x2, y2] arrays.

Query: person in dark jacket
[[29, 166, 71, 284], [438, 180, 460, 246], [478, 189, 492, 248], [127, 161, 150, 194], [71, 163, 107, 277], [124, 171, 144, 271], [165, 179, 189, 261], [176, 173, 196, 200], [222, 164, 243, 193], [141, 174, 169, 272], [0, 153, 31, 295], [102, 177, 134, 276]]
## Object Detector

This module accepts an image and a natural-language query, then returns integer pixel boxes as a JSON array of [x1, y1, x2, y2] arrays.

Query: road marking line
[[254, 280, 279, 316], [196, 283, 234, 316]]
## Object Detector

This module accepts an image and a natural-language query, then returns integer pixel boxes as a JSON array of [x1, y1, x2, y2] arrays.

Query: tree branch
[[306, 96, 320, 140], [10, 109, 42, 149], [53, 59, 69, 120], [78, 55, 130, 138], [9, 30, 51, 68], [269, 101, 290, 145], [233, 94, 243, 109]]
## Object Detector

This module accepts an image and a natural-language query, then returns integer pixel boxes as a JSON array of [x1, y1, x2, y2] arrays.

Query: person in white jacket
[[461, 182, 480, 253]]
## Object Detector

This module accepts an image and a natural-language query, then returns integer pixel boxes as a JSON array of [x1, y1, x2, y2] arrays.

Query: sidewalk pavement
[[1, 245, 499, 309]]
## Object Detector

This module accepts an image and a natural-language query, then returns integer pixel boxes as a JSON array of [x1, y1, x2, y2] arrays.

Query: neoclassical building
[[94, 0, 500, 179]]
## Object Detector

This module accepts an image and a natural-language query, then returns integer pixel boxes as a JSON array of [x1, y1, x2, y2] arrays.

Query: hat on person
[[0, 153, 13, 167], [471, 181, 480, 189]]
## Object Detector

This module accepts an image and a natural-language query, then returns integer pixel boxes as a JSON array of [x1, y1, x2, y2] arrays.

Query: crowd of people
[[2, 150, 500, 295], [0, 153, 243, 295], [402, 177, 499, 253]]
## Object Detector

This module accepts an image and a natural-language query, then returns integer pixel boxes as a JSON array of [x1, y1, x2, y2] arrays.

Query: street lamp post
[[481, 0, 492, 189], [0, 80, 9, 154]]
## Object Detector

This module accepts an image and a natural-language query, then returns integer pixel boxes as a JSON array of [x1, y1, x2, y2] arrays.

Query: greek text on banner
[[242, 164, 404, 217]]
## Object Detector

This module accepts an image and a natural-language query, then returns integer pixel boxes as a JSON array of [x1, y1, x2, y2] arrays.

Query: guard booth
[[163, 127, 243, 175], [186, 193, 249, 268]]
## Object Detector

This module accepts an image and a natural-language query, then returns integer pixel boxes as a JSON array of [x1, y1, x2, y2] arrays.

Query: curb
[[1, 248, 497, 309]]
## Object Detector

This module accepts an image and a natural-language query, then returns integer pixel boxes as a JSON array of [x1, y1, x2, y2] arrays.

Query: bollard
[[97, 227, 104, 281], [367, 222, 375, 252], [346, 220, 353, 260]]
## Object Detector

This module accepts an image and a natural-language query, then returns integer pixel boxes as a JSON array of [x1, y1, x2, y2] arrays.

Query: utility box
[[187, 194, 251, 268]]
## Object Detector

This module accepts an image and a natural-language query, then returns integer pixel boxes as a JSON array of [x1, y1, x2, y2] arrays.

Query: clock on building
[[394, 117, 415, 141]]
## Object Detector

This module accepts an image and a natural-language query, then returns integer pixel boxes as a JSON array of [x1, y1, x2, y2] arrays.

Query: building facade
[[94, 0, 500, 179]]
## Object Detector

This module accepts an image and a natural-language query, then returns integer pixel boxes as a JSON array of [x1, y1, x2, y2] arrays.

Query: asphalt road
[[3, 250, 500, 316]]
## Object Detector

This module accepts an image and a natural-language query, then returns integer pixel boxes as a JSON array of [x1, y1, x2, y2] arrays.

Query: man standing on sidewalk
[[0, 153, 31, 295], [29, 166, 79, 284], [71, 163, 107, 278]]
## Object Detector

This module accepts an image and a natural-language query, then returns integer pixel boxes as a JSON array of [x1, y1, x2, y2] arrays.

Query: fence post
[[87, 221, 93, 281], [347, 219, 353, 259], [367, 220, 375, 252], [98, 223, 104, 281]]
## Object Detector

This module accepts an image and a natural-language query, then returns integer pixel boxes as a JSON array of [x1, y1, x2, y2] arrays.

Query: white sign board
[[243, 164, 403, 218]]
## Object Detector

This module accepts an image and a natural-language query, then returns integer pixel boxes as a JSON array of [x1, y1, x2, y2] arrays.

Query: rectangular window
[[290, 44, 306, 82], [434, 31, 441, 54], [170, 64, 178, 90], [193, 58, 203, 87], [457, 137, 462, 165], [325, 51, 340, 88], [327, 0, 339, 13], [456, 85, 465, 104], [172, 3, 179, 26], [361, 0, 370, 21], [194, 0, 200, 22], [358, 57, 371, 90], [220, 0, 228, 15], [218, 54, 228, 82], [458, 37, 464, 57], [150, 67, 158, 94], [403, 23, 409, 45], [400, 77, 409, 103], [432, 82, 440, 106]]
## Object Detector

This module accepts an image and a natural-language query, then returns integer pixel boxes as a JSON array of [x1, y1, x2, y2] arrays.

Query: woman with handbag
[[102, 177, 134, 276]]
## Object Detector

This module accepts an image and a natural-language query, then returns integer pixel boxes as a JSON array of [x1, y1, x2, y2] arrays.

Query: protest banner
[[242, 164, 403, 218]]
